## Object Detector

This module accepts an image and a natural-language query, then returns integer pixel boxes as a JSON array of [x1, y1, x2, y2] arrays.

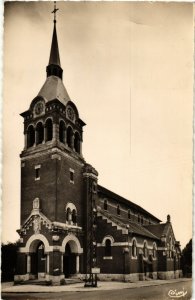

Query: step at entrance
[[65, 278, 83, 284], [15, 279, 48, 286]]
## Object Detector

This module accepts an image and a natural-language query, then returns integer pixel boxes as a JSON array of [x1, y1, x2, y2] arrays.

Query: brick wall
[[98, 196, 158, 226], [97, 246, 126, 274], [21, 154, 57, 224], [55, 156, 84, 226]]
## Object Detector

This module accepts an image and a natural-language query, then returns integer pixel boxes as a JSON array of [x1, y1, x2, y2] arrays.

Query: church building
[[14, 7, 182, 285]]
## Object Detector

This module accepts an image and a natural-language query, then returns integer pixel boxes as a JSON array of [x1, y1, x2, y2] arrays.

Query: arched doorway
[[63, 242, 76, 278], [61, 234, 83, 278], [29, 240, 47, 279]]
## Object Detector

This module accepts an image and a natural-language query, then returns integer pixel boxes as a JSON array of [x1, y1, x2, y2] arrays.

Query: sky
[[2, 1, 193, 249]]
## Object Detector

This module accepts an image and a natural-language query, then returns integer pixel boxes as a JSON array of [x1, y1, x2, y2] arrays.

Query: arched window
[[67, 127, 73, 148], [36, 122, 44, 145], [104, 199, 108, 210], [105, 239, 112, 256], [153, 243, 156, 259], [138, 214, 140, 223], [74, 132, 80, 154], [117, 204, 120, 215], [27, 125, 35, 148], [132, 239, 137, 257], [143, 241, 148, 258], [59, 120, 65, 143], [65, 203, 77, 225], [169, 237, 172, 258], [72, 209, 77, 224], [141, 216, 144, 224], [45, 118, 53, 142], [66, 207, 72, 222], [128, 209, 131, 219]]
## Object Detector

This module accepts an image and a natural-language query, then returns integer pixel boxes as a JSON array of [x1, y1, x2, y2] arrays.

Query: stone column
[[68, 211, 72, 223], [61, 253, 64, 274], [76, 255, 80, 274], [27, 254, 31, 273], [64, 128, 67, 145], [35, 130, 38, 145], [52, 249, 61, 285], [44, 126, 47, 143], [71, 134, 74, 150], [53, 123, 57, 141], [47, 253, 50, 274]]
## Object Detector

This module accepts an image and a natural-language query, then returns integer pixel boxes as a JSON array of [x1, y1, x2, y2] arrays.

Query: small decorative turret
[[167, 214, 171, 223]]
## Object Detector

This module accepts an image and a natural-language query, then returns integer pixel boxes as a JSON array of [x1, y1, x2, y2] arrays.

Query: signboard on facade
[[91, 267, 100, 274]]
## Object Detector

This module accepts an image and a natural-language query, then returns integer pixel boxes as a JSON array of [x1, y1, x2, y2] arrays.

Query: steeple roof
[[38, 75, 71, 105], [37, 4, 71, 105], [49, 22, 61, 66], [46, 21, 63, 80]]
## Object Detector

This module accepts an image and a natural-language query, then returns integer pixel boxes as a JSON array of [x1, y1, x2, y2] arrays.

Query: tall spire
[[46, 2, 63, 79], [49, 23, 61, 66]]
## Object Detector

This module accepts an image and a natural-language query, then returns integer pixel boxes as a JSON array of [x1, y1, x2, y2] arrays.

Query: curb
[[1, 278, 191, 294]]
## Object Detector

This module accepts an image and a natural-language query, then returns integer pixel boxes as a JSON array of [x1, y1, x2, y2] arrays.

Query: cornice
[[20, 146, 86, 167]]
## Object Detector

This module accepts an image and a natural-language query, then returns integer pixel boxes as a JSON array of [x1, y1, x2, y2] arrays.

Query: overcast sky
[[2, 1, 193, 249]]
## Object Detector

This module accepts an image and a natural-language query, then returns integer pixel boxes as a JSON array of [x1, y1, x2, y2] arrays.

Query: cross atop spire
[[51, 1, 59, 24], [46, 1, 63, 79]]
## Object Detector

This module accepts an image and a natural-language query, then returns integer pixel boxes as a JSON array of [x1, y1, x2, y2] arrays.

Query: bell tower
[[20, 7, 86, 226], [15, 3, 98, 285]]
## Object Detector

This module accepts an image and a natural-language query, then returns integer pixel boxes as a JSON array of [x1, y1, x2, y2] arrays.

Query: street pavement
[[1, 278, 191, 293], [1, 279, 192, 300]]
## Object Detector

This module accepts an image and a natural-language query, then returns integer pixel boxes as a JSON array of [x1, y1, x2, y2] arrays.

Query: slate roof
[[99, 209, 159, 240], [49, 23, 61, 66], [98, 185, 161, 223], [144, 223, 168, 238], [38, 75, 71, 105], [37, 21, 71, 106]]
